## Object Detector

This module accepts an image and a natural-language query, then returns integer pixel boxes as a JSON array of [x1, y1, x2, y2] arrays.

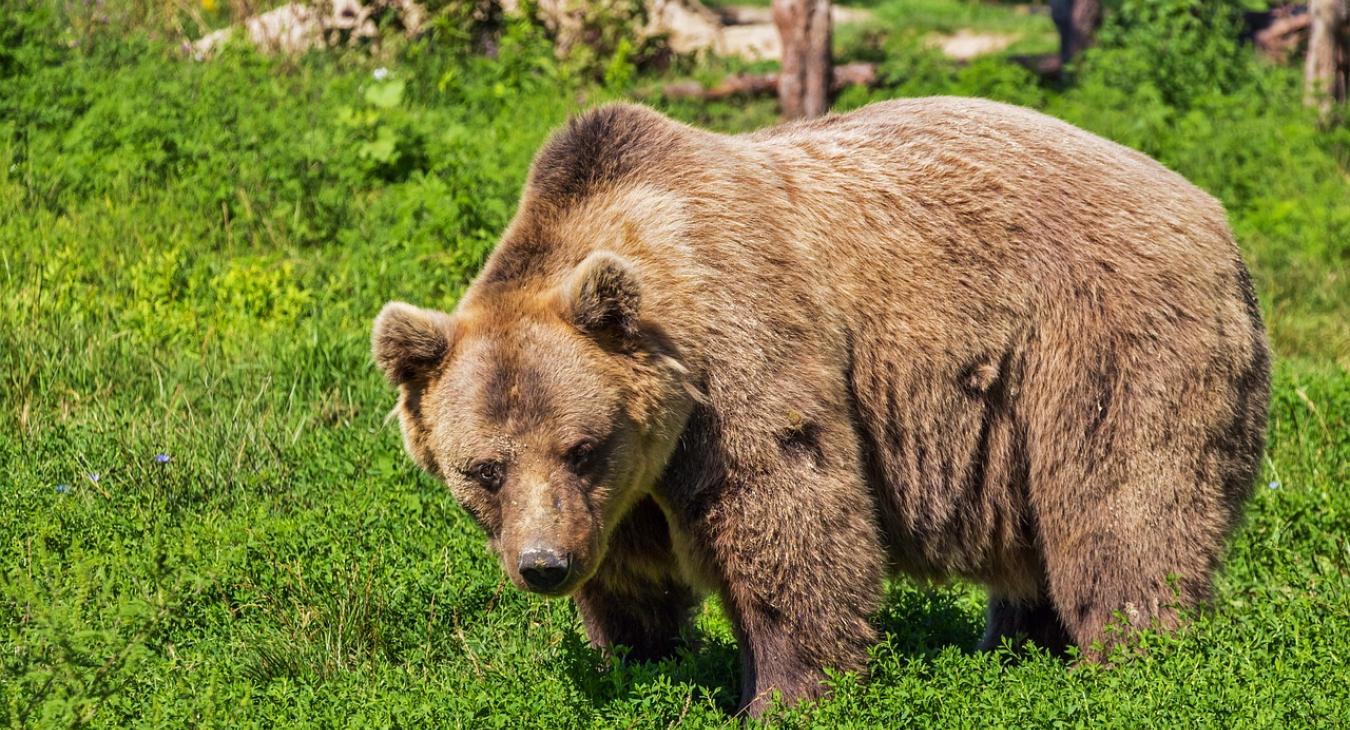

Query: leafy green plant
[[1079, 0, 1257, 107], [336, 74, 430, 182]]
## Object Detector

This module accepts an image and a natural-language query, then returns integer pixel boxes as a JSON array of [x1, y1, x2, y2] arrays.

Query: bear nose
[[518, 547, 571, 592]]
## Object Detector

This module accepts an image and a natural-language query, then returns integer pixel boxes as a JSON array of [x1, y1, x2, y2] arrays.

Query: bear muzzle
[[517, 546, 573, 593]]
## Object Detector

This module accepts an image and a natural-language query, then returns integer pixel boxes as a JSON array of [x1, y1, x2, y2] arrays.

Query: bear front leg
[[573, 573, 698, 663], [572, 497, 699, 663], [675, 440, 885, 717]]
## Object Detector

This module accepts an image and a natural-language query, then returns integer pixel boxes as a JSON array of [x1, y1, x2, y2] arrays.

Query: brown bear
[[372, 97, 1270, 716]]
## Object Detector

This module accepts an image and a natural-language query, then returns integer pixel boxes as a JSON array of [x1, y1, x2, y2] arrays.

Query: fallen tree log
[[191, 0, 425, 58], [662, 61, 876, 101], [191, 0, 849, 64]]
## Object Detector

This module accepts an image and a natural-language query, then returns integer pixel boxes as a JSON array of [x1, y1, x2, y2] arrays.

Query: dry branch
[[1253, 7, 1312, 60]]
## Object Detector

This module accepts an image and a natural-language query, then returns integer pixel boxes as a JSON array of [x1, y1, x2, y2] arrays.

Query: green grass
[[871, 0, 1059, 57], [853, 0, 1054, 35], [2, 0, 1349, 726]]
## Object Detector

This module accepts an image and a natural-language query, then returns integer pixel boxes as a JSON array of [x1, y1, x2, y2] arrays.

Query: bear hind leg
[[1025, 340, 1245, 659], [1038, 522, 1212, 660]]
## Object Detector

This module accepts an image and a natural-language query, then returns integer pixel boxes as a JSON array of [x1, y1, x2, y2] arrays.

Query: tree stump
[[1050, 0, 1102, 65], [773, 0, 832, 119], [1305, 0, 1350, 116]]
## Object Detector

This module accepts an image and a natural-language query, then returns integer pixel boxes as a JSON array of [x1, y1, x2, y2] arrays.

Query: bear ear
[[561, 251, 643, 345], [372, 301, 456, 386]]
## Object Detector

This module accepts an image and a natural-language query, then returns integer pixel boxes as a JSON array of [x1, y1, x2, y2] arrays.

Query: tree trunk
[[1305, 0, 1349, 116], [773, 0, 832, 119], [1051, 0, 1102, 65]]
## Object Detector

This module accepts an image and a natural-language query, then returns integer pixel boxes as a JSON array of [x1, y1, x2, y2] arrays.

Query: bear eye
[[564, 439, 598, 474], [464, 460, 504, 492]]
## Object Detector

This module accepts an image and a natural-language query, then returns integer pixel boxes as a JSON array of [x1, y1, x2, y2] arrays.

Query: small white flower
[[372, 67, 389, 81]]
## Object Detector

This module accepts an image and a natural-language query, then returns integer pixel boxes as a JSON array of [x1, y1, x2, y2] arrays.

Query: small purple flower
[[154, 453, 171, 464], [55, 484, 70, 494], [1268, 481, 1280, 490], [372, 67, 390, 81], [87, 472, 100, 484]]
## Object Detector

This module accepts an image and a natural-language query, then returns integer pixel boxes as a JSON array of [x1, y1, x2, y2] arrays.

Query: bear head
[[372, 252, 697, 596]]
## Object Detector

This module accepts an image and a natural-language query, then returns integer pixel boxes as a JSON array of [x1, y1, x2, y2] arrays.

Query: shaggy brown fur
[[372, 98, 1270, 716]]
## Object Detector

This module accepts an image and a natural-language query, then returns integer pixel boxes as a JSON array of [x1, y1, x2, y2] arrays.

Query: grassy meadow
[[2, 0, 1348, 725]]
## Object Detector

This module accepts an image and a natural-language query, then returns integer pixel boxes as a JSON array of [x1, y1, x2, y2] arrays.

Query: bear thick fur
[[373, 97, 1270, 716]]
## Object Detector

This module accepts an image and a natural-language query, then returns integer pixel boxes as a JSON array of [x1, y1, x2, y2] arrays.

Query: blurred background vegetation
[[1, 0, 1347, 725]]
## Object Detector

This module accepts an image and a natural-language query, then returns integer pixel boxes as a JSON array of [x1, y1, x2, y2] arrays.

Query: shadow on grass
[[873, 582, 986, 657], [559, 581, 990, 714], [559, 625, 743, 715]]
